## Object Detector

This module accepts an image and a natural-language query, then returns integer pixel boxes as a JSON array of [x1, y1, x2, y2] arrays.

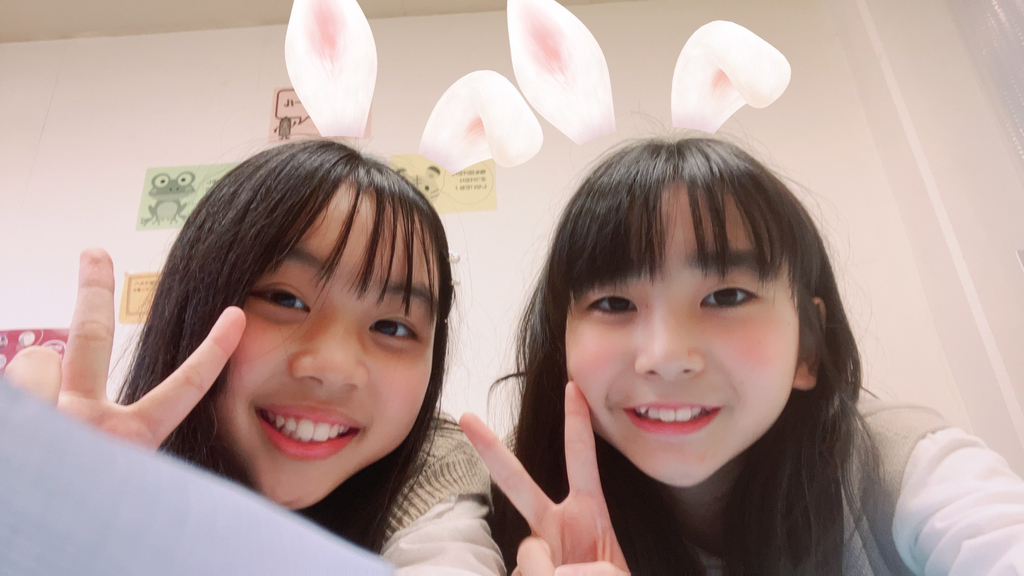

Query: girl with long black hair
[[31, 139, 503, 574], [464, 137, 1024, 575]]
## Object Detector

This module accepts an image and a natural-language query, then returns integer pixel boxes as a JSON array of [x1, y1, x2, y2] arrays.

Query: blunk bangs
[[556, 139, 813, 303], [316, 182, 439, 319], [256, 144, 440, 319]]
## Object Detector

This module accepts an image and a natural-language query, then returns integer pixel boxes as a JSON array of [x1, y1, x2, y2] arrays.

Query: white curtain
[[947, 0, 1024, 168]]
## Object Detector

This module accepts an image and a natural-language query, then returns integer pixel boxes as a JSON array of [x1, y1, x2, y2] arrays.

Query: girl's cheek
[[565, 323, 628, 387], [713, 315, 799, 375]]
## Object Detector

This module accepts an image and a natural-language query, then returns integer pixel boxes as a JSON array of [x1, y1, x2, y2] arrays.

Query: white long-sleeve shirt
[[894, 427, 1024, 575], [383, 495, 504, 575], [699, 426, 1024, 575]]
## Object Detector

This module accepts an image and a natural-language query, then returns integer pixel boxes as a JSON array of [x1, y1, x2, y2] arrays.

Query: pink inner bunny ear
[[420, 71, 543, 175], [285, 0, 376, 138], [671, 21, 791, 134], [508, 0, 615, 145]]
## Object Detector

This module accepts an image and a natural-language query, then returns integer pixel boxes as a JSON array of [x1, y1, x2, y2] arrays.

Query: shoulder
[[844, 396, 953, 574], [893, 427, 1024, 574], [382, 495, 504, 575], [857, 395, 950, 490], [386, 415, 492, 539], [858, 396, 949, 443]]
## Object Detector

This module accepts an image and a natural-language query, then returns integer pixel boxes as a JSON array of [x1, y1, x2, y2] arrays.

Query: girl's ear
[[419, 71, 543, 174], [507, 0, 616, 144], [792, 297, 826, 391], [285, 0, 377, 138], [671, 21, 791, 134]]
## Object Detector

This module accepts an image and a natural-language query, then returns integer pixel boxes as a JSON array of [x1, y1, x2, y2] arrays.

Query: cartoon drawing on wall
[[141, 171, 195, 226], [0, 329, 70, 370], [136, 163, 237, 231], [390, 155, 496, 214], [396, 164, 445, 201], [269, 88, 322, 142]]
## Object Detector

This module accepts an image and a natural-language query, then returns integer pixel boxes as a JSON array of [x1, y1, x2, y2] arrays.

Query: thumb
[[5, 346, 63, 405], [554, 562, 629, 576], [517, 536, 556, 576]]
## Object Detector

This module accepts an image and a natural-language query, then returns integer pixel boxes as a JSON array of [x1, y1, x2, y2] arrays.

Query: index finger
[[459, 412, 555, 531], [131, 306, 246, 446], [61, 248, 115, 399], [564, 381, 602, 495]]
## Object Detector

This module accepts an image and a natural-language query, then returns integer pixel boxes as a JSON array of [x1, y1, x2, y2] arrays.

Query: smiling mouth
[[257, 409, 357, 443], [626, 405, 721, 435], [633, 406, 715, 423]]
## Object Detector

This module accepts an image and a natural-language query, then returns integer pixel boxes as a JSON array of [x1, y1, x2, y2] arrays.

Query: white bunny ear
[[420, 71, 543, 175], [285, 0, 376, 138], [507, 0, 615, 145], [672, 21, 791, 134]]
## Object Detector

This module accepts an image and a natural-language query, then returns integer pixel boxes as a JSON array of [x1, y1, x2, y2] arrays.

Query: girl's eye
[[258, 290, 309, 311], [371, 320, 418, 340], [589, 296, 636, 313], [702, 288, 755, 307]]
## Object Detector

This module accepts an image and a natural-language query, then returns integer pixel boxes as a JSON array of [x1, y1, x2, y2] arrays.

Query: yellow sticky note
[[119, 272, 160, 324], [390, 155, 496, 213]]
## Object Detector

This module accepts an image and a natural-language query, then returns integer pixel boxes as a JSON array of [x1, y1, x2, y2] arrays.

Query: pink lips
[[625, 406, 720, 435], [257, 407, 359, 461]]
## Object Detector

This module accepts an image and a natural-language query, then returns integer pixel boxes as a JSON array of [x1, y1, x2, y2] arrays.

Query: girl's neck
[[670, 456, 744, 557]]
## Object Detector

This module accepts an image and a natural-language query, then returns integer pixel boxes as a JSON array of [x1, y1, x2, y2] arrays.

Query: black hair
[[492, 138, 881, 574], [119, 139, 453, 552]]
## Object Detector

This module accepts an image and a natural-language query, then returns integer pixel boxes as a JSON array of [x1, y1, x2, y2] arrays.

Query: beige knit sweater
[[384, 416, 492, 541], [844, 397, 951, 575]]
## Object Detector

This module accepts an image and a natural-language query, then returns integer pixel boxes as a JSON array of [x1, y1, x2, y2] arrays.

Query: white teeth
[[295, 419, 315, 442], [312, 422, 331, 442], [265, 410, 352, 442], [635, 406, 705, 423]]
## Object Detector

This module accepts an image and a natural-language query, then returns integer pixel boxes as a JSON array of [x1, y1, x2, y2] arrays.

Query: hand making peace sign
[[4, 248, 246, 449], [460, 382, 630, 576]]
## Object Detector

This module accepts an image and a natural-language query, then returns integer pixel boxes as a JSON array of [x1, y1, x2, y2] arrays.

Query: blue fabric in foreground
[[0, 379, 392, 576]]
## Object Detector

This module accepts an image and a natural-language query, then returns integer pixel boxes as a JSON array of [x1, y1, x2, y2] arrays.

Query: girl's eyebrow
[[286, 247, 435, 312], [284, 247, 323, 270], [687, 249, 758, 274], [383, 283, 434, 312]]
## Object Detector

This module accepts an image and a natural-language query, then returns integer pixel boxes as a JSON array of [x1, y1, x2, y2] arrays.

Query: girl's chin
[[261, 483, 336, 510], [628, 453, 723, 488]]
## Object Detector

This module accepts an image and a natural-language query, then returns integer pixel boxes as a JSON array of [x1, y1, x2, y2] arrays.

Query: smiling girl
[[463, 137, 1024, 575], [33, 140, 502, 574]]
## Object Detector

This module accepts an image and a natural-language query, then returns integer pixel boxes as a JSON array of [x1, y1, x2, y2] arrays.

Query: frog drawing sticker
[[136, 163, 237, 231], [141, 171, 195, 226], [269, 88, 323, 142], [390, 154, 496, 213]]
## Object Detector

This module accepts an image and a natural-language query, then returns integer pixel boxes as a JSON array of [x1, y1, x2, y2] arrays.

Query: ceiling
[[0, 0, 631, 43]]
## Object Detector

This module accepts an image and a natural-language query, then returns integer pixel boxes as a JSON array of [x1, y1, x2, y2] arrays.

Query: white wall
[[829, 0, 1024, 471], [2, 0, 1014, 466]]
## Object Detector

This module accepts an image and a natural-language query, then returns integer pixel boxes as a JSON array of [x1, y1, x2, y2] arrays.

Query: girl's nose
[[288, 323, 369, 389], [634, 314, 706, 380]]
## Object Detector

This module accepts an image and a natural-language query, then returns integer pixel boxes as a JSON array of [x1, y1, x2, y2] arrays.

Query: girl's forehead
[[662, 190, 753, 255], [299, 185, 435, 290]]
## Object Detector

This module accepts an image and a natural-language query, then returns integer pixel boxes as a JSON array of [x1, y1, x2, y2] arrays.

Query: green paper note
[[136, 163, 237, 231]]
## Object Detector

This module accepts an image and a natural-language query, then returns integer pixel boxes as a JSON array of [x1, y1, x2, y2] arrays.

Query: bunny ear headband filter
[[284, 0, 792, 175]]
